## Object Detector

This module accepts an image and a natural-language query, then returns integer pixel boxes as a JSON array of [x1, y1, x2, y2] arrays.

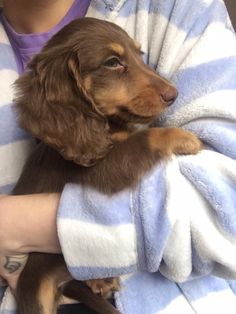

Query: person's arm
[[0, 0, 73, 291], [0, 193, 61, 289], [55, 0, 236, 282], [56, 150, 236, 282]]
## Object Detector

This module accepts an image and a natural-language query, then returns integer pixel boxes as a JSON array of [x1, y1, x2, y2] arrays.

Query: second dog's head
[[14, 17, 177, 166]]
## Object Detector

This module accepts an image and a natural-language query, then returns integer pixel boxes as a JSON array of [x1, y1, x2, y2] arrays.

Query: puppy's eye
[[104, 57, 123, 68]]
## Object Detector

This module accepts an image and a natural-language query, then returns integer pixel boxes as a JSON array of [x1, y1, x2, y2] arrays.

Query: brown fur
[[13, 17, 202, 314]]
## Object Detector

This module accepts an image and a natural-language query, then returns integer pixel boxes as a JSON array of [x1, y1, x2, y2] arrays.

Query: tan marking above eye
[[108, 43, 125, 56], [133, 40, 141, 50], [111, 131, 130, 142]]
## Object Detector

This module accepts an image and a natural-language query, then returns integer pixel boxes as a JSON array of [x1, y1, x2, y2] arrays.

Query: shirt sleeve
[[57, 148, 236, 282]]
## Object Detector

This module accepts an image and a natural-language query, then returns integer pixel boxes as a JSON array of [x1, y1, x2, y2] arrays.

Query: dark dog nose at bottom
[[160, 86, 178, 105]]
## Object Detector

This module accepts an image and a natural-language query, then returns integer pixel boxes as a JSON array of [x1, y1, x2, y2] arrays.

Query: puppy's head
[[14, 18, 177, 166]]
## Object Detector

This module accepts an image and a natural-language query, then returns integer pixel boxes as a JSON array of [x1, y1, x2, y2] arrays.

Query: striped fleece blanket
[[1, 0, 236, 313]]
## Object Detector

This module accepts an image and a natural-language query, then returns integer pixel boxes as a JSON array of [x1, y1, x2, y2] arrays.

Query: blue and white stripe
[[0, 20, 35, 196], [0, 16, 35, 313]]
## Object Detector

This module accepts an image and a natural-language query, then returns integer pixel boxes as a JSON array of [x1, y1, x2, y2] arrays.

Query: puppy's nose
[[160, 86, 178, 105]]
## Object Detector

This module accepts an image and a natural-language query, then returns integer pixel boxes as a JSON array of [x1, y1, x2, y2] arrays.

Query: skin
[[3, 0, 74, 33], [0, 0, 73, 290], [0, 194, 61, 290]]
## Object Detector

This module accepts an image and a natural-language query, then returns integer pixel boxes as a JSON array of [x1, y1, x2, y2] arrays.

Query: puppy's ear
[[14, 50, 112, 167]]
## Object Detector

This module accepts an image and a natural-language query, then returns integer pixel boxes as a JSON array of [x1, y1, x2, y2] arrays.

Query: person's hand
[[0, 193, 61, 291]]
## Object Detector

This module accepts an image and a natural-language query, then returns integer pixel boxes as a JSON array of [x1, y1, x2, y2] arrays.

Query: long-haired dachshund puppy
[[13, 17, 202, 314]]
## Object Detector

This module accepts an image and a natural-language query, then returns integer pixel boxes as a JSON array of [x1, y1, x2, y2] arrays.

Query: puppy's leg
[[61, 280, 121, 314], [81, 127, 202, 194], [146, 127, 203, 156], [36, 277, 59, 314], [16, 253, 64, 314], [86, 277, 120, 299], [17, 274, 58, 314]]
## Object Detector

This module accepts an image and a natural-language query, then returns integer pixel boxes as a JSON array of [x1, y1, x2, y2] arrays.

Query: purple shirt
[[0, 0, 90, 74]]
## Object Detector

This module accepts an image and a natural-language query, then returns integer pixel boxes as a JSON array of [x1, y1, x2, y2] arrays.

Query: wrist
[[0, 195, 23, 254]]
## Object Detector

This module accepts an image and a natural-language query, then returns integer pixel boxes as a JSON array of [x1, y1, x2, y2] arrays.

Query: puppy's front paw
[[85, 278, 120, 299], [170, 128, 203, 155]]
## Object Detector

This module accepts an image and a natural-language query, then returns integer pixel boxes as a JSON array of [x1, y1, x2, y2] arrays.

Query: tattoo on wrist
[[4, 255, 27, 274]]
